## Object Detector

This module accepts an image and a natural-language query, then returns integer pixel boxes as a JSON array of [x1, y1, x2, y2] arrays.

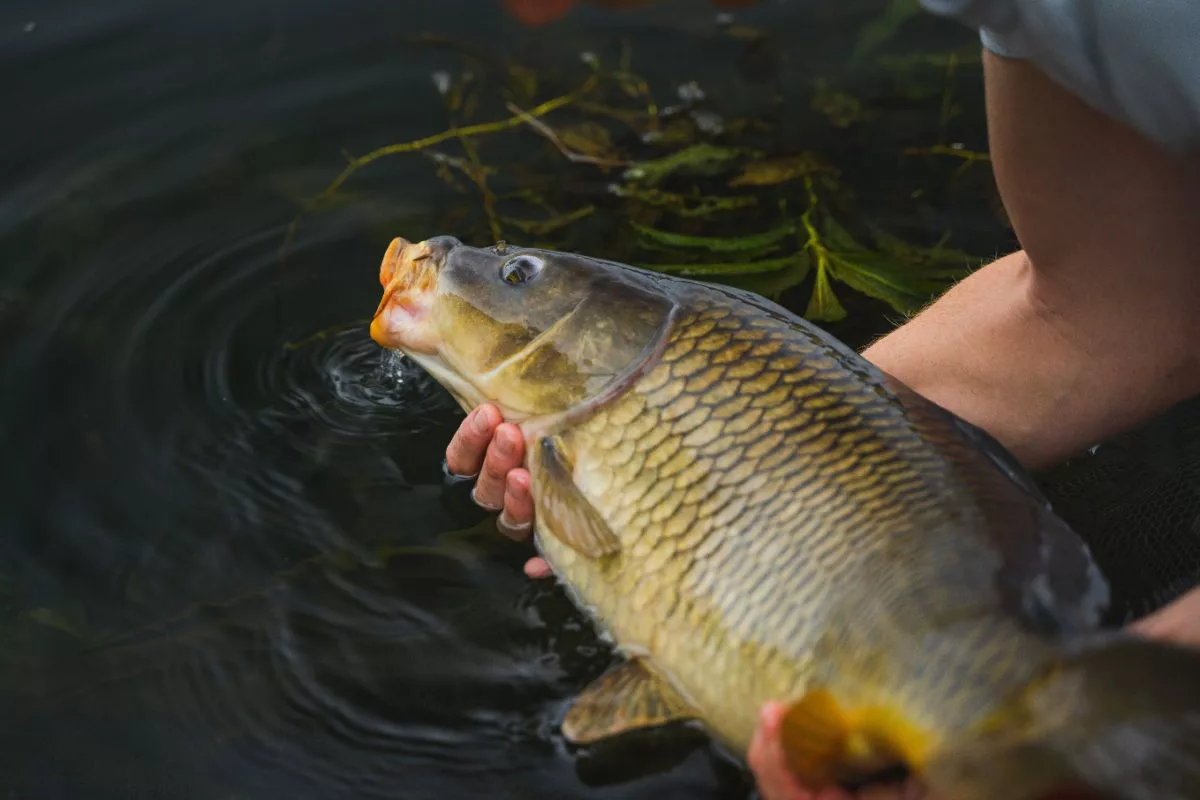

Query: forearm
[[861, 250, 1088, 470], [862, 248, 1200, 471], [863, 51, 1200, 471]]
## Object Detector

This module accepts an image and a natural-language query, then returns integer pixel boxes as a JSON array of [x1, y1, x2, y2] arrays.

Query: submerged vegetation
[[287, 5, 1002, 324]]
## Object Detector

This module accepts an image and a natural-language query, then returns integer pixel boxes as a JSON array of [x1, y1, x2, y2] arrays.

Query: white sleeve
[[920, 0, 1200, 154]]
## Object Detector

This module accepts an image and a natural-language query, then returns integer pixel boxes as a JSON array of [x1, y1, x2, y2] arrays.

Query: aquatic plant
[[285, 14, 999, 323]]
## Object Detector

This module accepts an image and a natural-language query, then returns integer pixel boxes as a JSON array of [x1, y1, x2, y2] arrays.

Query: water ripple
[[0, 216, 592, 797], [0, 2, 767, 795]]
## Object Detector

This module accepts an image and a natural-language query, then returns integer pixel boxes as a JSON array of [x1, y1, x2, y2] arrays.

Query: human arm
[[444, 45, 1200, 578], [751, 48, 1200, 798], [863, 50, 1200, 472], [443, 45, 1200, 799]]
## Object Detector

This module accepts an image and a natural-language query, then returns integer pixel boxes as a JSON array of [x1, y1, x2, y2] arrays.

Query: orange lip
[[370, 237, 440, 354], [378, 236, 410, 288]]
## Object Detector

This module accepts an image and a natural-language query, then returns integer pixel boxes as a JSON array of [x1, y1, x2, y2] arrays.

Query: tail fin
[[922, 633, 1200, 800]]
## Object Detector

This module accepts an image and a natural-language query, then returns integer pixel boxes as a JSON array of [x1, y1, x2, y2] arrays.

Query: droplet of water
[[690, 109, 725, 135], [378, 349, 407, 385], [676, 81, 705, 103]]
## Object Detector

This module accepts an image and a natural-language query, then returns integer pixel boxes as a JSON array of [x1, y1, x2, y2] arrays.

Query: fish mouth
[[370, 236, 448, 355], [369, 235, 490, 414]]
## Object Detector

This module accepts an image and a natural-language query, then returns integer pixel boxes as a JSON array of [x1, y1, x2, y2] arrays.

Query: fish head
[[370, 236, 675, 420]]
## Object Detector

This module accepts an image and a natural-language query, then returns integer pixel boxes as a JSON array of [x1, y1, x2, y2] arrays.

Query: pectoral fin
[[561, 659, 697, 744], [534, 435, 621, 558]]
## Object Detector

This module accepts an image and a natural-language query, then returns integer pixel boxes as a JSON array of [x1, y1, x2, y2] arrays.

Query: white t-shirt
[[920, 0, 1200, 154]]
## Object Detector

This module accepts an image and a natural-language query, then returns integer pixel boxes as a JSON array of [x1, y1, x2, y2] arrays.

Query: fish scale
[[536, 289, 1047, 759], [373, 236, 1200, 799]]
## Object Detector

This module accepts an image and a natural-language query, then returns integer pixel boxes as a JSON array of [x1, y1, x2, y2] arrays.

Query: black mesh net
[[1036, 395, 1200, 627]]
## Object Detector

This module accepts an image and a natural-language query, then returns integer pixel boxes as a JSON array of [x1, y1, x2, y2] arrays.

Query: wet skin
[[442, 45, 1200, 800]]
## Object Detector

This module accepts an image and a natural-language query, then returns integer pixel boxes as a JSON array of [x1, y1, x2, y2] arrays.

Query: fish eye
[[500, 254, 543, 286]]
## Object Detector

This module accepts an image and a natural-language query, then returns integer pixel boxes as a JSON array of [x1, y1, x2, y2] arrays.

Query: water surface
[[0, 2, 996, 797]]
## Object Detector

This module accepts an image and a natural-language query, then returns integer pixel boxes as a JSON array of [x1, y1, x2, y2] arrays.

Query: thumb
[[748, 702, 823, 800]]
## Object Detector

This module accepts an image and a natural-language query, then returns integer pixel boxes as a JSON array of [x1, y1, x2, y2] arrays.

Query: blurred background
[[4, 1, 1191, 799]]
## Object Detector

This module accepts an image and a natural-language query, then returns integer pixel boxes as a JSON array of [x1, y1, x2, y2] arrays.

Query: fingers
[[524, 557, 552, 579], [502, 472, 544, 576], [446, 404, 501, 477], [446, 405, 531, 524], [496, 469, 535, 538], [748, 702, 820, 800], [749, 701, 918, 800], [1128, 586, 1200, 648], [472, 422, 525, 511], [446, 404, 544, 578]]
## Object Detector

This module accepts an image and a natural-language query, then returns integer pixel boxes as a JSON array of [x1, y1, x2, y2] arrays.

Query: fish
[[368, 234, 1200, 800]]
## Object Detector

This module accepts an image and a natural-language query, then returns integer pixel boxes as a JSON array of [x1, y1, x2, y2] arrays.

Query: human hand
[[748, 702, 853, 800], [748, 588, 1200, 800], [1129, 585, 1200, 648], [451, 406, 910, 796], [445, 403, 551, 578], [747, 705, 1096, 800], [748, 702, 918, 800]]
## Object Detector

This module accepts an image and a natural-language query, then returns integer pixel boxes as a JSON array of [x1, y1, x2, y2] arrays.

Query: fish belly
[[535, 521, 811, 752], [532, 292, 1063, 759]]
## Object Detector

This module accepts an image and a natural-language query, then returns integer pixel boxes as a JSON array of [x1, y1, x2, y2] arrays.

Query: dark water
[[0, 2, 999, 798]]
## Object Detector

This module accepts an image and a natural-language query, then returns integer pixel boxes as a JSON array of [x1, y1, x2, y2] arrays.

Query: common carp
[[369, 235, 1200, 800]]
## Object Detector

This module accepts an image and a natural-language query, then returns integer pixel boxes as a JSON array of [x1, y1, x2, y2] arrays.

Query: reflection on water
[[0, 1, 992, 797]]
